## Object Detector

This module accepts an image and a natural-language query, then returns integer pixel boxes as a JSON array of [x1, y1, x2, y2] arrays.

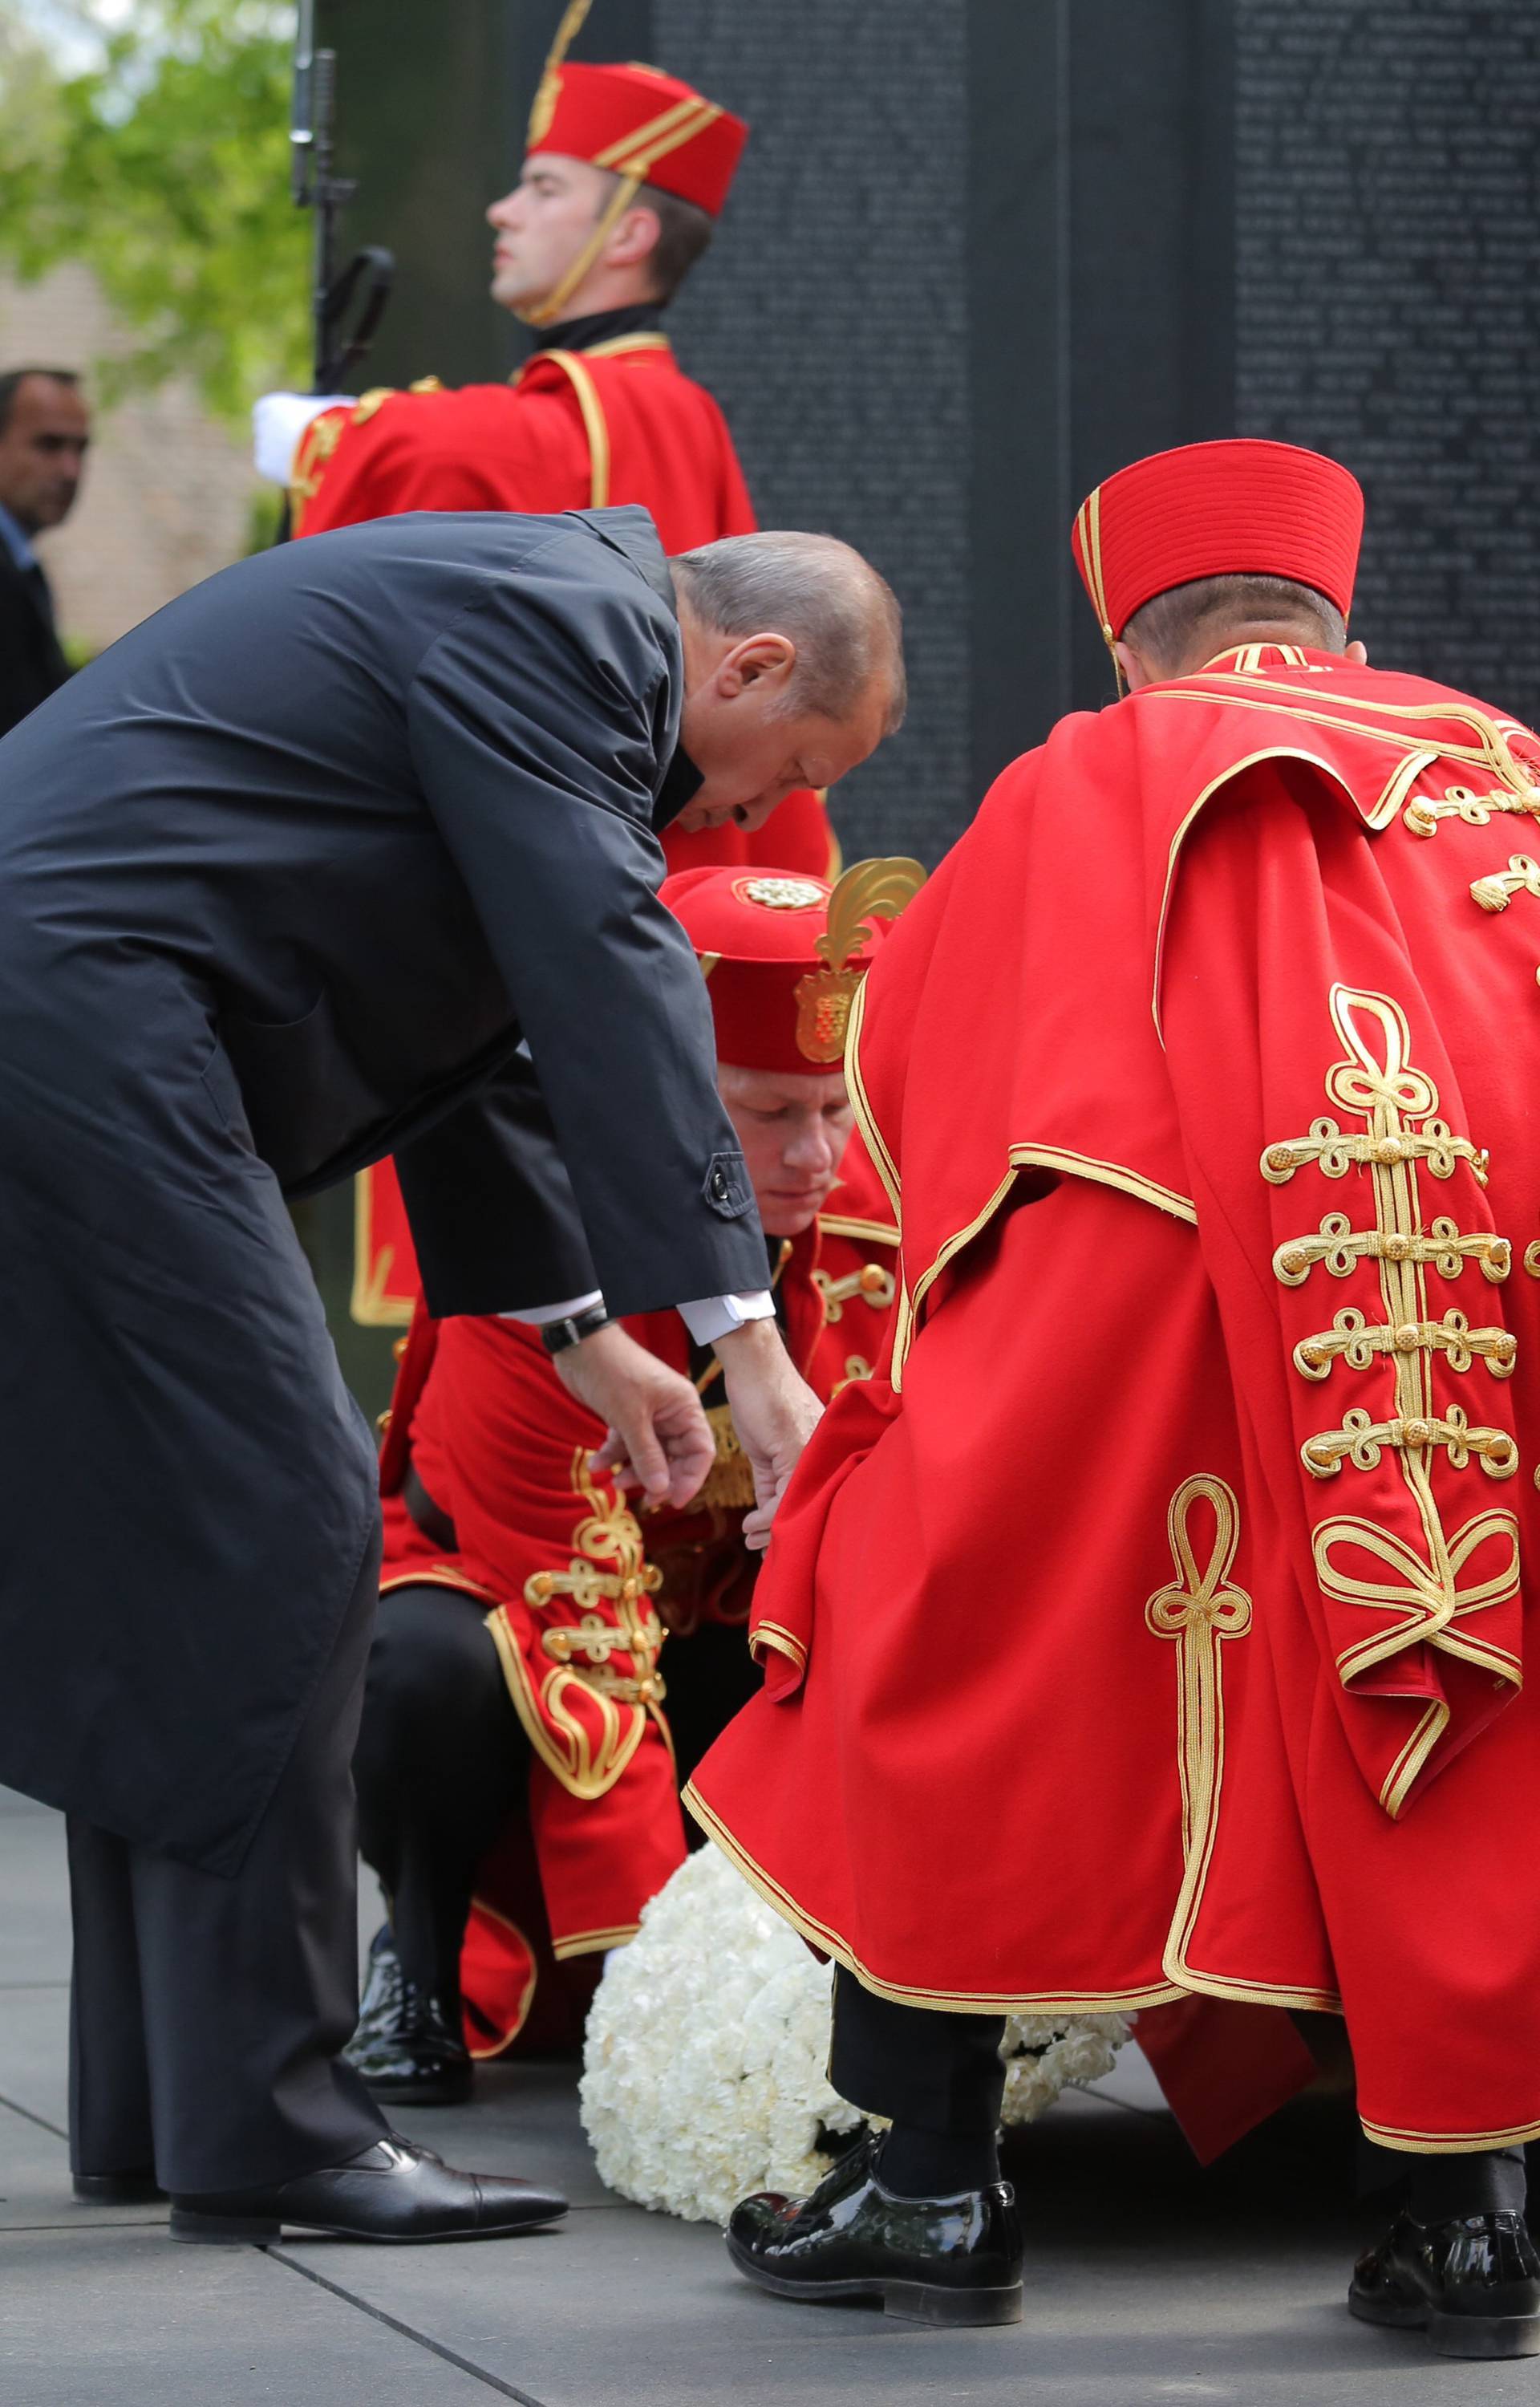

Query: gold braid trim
[[487, 1452, 666, 1800], [1266, 985, 1521, 1813]]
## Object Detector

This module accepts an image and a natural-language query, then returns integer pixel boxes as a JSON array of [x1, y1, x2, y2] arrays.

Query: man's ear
[[606, 202, 663, 272], [1345, 639, 1368, 667], [1113, 639, 1157, 694], [720, 633, 797, 696]]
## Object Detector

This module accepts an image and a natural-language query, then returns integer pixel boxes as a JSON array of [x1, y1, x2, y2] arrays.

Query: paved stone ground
[[3, 1782, 1535, 2405]]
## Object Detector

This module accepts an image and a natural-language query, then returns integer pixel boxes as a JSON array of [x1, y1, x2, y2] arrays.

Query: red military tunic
[[297, 334, 837, 1327], [691, 644, 1540, 2154], [377, 1139, 899, 2056]]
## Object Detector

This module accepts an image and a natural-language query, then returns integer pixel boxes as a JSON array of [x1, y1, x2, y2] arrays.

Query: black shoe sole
[[354, 2074, 475, 2107], [169, 2203, 568, 2247], [726, 2236, 1023, 2327], [1349, 2285, 1540, 2360], [73, 2173, 167, 2206]]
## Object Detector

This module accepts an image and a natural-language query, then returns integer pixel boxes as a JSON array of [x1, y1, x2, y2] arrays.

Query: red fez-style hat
[[527, 3, 747, 217], [1071, 438, 1365, 645], [663, 860, 926, 1075]]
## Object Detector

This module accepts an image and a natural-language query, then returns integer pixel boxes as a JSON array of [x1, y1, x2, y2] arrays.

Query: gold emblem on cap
[[741, 876, 827, 911], [793, 856, 926, 1064]]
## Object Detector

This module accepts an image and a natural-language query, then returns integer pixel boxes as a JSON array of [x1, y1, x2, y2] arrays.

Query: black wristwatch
[[539, 1302, 613, 1356]]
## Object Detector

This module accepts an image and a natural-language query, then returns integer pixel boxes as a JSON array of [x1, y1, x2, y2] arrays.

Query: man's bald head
[[671, 531, 906, 735], [670, 532, 906, 836]]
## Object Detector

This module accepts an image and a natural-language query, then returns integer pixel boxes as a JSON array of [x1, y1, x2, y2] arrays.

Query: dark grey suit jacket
[[0, 539, 70, 737], [0, 505, 765, 1871]]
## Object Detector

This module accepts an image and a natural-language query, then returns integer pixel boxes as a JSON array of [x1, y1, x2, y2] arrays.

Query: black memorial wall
[[317, 0, 1538, 853], [312, 0, 1539, 1408]]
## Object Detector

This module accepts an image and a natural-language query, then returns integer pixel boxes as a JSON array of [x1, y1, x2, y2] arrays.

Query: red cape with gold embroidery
[[690, 646, 1540, 2153], [377, 1139, 899, 2056], [298, 335, 835, 1326]]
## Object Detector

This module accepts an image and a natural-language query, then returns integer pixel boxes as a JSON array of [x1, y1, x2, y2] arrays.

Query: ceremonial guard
[[268, 0, 837, 1327], [345, 862, 915, 2101], [693, 440, 1540, 2359]]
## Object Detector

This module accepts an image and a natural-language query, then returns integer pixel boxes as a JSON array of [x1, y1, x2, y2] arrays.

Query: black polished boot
[[726, 2132, 1023, 2325], [1351, 2210, 1540, 2358], [169, 2133, 566, 2244], [346, 1926, 472, 2107]]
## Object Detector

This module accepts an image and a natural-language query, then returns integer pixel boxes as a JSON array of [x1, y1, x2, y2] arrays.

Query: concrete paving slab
[[0, 2229, 505, 2406], [0, 1803, 71, 1987], [283, 2108, 1538, 2407], [0, 1985, 69, 2137], [0, 2098, 165, 2233]]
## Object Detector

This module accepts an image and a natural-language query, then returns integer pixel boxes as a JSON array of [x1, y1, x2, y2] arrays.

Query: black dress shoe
[[73, 2169, 166, 2205], [726, 2133, 1023, 2325], [346, 1925, 473, 2106], [1350, 2209, 1540, 2358], [168, 2133, 567, 2245]]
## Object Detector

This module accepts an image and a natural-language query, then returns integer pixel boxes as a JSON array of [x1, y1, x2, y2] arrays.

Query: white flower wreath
[[579, 1844, 1129, 2225]]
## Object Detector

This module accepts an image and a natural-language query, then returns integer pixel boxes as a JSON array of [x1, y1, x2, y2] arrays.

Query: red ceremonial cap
[[1071, 438, 1365, 645], [526, 2, 747, 217], [663, 860, 926, 1076]]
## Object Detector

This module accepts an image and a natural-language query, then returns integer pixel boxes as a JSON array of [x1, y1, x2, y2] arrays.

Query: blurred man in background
[[0, 365, 89, 736]]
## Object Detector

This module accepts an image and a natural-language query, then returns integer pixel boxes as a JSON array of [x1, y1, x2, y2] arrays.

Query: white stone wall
[[0, 259, 256, 655]]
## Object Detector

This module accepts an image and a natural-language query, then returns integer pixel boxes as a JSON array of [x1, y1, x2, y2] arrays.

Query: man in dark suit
[[0, 365, 89, 735], [0, 505, 903, 2245]]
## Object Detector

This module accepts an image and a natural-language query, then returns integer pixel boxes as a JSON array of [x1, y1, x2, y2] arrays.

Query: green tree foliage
[[0, 2, 308, 424]]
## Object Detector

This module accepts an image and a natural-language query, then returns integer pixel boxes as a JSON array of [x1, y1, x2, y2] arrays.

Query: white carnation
[[578, 1844, 1127, 2225]]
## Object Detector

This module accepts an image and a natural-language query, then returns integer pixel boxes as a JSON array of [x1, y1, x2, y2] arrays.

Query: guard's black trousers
[[830, 1967, 1527, 2218], [67, 1533, 388, 2194], [830, 1967, 1007, 2136], [353, 1581, 763, 2009]]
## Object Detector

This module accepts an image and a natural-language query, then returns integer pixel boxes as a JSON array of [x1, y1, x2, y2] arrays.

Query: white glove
[[252, 392, 351, 485]]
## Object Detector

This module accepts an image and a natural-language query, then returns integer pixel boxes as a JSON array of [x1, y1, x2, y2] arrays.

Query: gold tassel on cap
[[528, 0, 593, 144]]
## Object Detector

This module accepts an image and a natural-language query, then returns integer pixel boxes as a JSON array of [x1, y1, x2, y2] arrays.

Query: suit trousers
[[67, 1528, 389, 2194]]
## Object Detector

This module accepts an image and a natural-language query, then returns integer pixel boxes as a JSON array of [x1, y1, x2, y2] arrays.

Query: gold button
[[1394, 1323, 1421, 1351], [859, 1264, 886, 1293], [1383, 1235, 1412, 1260]]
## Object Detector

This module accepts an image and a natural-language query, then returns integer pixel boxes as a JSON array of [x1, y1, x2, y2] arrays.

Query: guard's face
[[0, 377, 90, 534], [677, 649, 888, 834], [486, 155, 616, 312], [718, 1062, 854, 1236]]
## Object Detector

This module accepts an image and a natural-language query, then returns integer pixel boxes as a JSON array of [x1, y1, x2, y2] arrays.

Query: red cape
[[691, 647, 1540, 2153]]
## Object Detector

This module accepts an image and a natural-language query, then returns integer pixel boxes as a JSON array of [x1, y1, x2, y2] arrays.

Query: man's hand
[[553, 1321, 715, 1510], [713, 1317, 823, 1550]]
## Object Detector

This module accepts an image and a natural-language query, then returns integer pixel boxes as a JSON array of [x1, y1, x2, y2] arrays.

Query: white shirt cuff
[[499, 1290, 605, 1326], [252, 391, 351, 485], [679, 1290, 776, 1346]]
